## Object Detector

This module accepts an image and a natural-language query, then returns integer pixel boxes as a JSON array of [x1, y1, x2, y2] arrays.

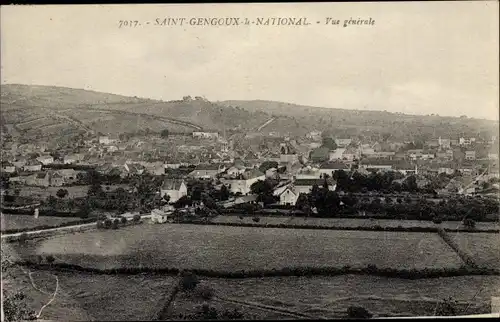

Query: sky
[[1, 2, 499, 120]]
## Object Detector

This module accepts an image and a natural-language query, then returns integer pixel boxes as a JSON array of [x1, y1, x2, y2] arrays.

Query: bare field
[[452, 233, 500, 269], [17, 224, 464, 270]]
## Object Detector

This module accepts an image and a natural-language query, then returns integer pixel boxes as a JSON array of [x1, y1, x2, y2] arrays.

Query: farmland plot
[[24, 224, 464, 270], [452, 233, 500, 269], [1, 214, 80, 232], [207, 275, 500, 318]]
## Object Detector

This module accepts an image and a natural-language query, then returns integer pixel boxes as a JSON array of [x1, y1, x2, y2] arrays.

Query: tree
[[219, 185, 230, 201], [132, 214, 141, 222], [104, 218, 112, 229], [346, 306, 372, 319], [463, 218, 476, 228], [258, 161, 278, 173], [321, 137, 337, 150], [112, 219, 120, 229], [56, 189, 68, 199], [46, 255, 55, 264], [120, 216, 127, 224], [87, 183, 104, 198], [160, 129, 170, 138]]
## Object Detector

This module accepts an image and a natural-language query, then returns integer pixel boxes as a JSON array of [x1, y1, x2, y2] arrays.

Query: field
[[452, 233, 500, 269], [3, 263, 498, 320], [207, 275, 500, 318], [213, 215, 500, 231], [0, 214, 81, 232], [15, 224, 464, 270], [17, 184, 130, 199]]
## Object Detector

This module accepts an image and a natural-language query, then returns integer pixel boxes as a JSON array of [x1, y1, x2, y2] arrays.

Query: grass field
[[451, 233, 500, 269], [206, 275, 500, 318], [17, 184, 130, 199], [3, 264, 498, 320], [213, 215, 499, 231], [17, 224, 464, 270], [1, 214, 81, 232]]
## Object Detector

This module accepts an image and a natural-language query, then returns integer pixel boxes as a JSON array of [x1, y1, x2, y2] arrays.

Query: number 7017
[[119, 20, 139, 28]]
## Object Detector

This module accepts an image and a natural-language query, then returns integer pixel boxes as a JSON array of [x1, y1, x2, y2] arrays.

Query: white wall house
[[279, 187, 299, 206], [223, 169, 265, 195], [160, 179, 188, 203]]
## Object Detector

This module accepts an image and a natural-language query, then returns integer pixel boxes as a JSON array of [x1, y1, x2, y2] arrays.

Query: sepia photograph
[[0, 1, 499, 320]]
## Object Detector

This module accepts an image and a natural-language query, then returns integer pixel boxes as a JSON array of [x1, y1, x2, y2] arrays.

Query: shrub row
[[181, 220, 498, 234], [15, 261, 499, 279], [2, 218, 96, 235], [437, 228, 478, 268], [221, 208, 500, 222]]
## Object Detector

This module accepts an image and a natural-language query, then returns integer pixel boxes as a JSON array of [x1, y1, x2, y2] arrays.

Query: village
[[1, 128, 499, 227]]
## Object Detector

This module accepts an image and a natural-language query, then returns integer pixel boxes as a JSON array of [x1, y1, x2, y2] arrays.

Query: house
[[36, 155, 54, 165], [292, 178, 337, 195], [280, 143, 299, 164], [47, 171, 64, 187], [12, 158, 27, 169], [393, 162, 418, 175], [151, 208, 170, 224], [488, 153, 499, 160], [278, 186, 299, 206], [309, 147, 330, 163], [335, 138, 352, 147], [1, 161, 16, 174], [296, 167, 322, 179], [459, 137, 474, 146], [465, 151, 476, 160], [192, 131, 219, 139], [160, 179, 188, 203], [31, 172, 51, 187], [165, 159, 181, 169], [438, 137, 451, 149], [318, 161, 349, 177], [140, 161, 165, 176], [223, 169, 266, 195], [64, 154, 84, 165], [265, 167, 278, 179], [227, 164, 247, 176], [23, 160, 43, 172], [328, 148, 346, 161], [189, 163, 226, 179], [57, 169, 79, 184], [99, 135, 119, 145], [306, 131, 322, 141], [124, 163, 146, 176], [342, 147, 360, 161], [359, 160, 393, 173]]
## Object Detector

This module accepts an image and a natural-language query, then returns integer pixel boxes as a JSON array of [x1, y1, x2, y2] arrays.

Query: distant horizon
[[2, 82, 499, 123]]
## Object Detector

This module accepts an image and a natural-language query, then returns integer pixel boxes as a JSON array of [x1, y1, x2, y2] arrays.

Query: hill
[[0, 85, 280, 143], [0, 84, 497, 146], [220, 100, 499, 142]]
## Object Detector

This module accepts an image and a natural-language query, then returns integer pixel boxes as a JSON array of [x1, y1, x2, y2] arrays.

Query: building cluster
[[1, 129, 498, 206]]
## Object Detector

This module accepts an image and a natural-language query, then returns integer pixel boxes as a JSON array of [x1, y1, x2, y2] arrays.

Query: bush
[[120, 216, 127, 224], [96, 221, 104, 229], [180, 271, 199, 291], [132, 214, 141, 222], [347, 306, 373, 319], [104, 219, 112, 229], [46, 255, 55, 264], [112, 219, 120, 229], [18, 233, 28, 243]]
